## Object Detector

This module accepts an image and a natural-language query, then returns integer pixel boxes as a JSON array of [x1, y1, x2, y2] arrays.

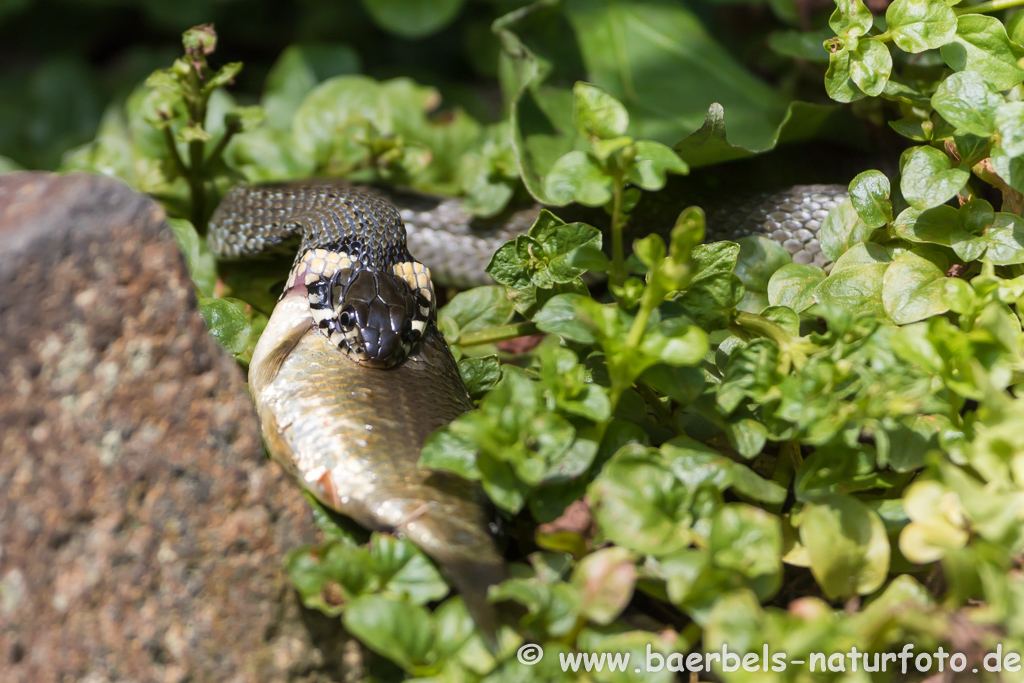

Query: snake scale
[[207, 181, 849, 638]]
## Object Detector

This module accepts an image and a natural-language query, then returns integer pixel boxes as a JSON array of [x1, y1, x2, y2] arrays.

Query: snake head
[[297, 252, 435, 368]]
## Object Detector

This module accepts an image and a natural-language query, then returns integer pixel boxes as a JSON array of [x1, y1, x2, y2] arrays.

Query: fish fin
[[401, 516, 507, 651], [440, 555, 508, 653], [249, 318, 308, 391]]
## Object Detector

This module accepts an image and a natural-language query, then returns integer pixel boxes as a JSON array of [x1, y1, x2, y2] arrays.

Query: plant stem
[[730, 311, 812, 371], [204, 120, 241, 172], [610, 174, 626, 288], [637, 381, 681, 434], [625, 286, 659, 349], [184, 66, 209, 233], [956, 0, 1024, 14], [163, 127, 188, 179], [458, 321, 539, 347], [730, 311, 793, 344], [188, 139, 206, 231]]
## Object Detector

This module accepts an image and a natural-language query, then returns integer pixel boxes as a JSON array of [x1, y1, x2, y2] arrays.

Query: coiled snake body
[[208, 181, 849, 636]]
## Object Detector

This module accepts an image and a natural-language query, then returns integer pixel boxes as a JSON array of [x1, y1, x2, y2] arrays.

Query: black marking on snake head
[[318, 268, 422, 368]]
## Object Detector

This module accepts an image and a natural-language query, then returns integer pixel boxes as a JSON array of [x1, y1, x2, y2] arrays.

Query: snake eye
[[338, 306, 356, 330]]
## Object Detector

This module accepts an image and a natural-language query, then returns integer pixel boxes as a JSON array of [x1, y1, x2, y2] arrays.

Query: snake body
[[208, 181, 850, 637], [211, 182, 849, 288]]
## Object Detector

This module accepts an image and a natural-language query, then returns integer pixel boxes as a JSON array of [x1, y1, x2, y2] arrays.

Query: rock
[[0, 173, 351, 682]]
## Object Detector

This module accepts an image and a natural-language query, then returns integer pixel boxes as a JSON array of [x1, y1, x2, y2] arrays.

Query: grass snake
[[207, 181, 849, 637]]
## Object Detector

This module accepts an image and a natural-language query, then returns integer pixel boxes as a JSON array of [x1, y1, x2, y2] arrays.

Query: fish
[[247, 266, 506, 642]]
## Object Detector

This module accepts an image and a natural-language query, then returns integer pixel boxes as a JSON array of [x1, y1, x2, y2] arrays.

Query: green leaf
[[487, 211, 601, 316], [0, 156, 22, 173], [769, 29, 833, 63], [458, 355, 501, 399], [261, 43, 361, 130], [848, 38, 892, 98], [205, 61, 243, 92], [223, 105, 267, 133], [709, 504, 783, 596], [182, 24, 217, 54], [359, 0, 465, 38], [168, 217, 200, 276], [574, 82, 629, 139], [674, 101, 847, 168], [198, 297, 251, 355], [899, 145, 970, 210], [285, 544, 364, 617], [663, 437, 787, 504], [848, 169, 892, 228], [825, 47, 865, 104], [589, 446, 692, 556], [814, 243, 891, 317], [177, 124, 211, 143], [951, 199, 994, 261], [882, 250, 951, 324], [625, 140, 689, 191], [543, 150, 612, 206], [794, 494, 891, 599], [570, 547, 637, 626], [931, 71, 1003, 137], [733, 236, 793, 313], [540, 347, 613, 422], [641, 364, 705, 406], [563, 0, 790, 146], [893, 204, 959, 245], [498, 0, 794, 201], [291, 75, 479, 190], [534, 294, 597, 343], [225, 127, 316, 182], [885, 0, 957, 53], [457, 122, 520, 218], [532, 216, 604, 283], [640, 319, 709, 367], [420, 428, 481, 481], [991, 149, 1024, 195], [940, 15, 1024, 91], [633, 234, 667, 271], [978, 213, 1024, 265], [888, 117, 932, 141], [369, 534, 450, 605], [953, 131, 990, 166], [1011, 11, 1024, 44], [490, 564, 581, 638], [767, 263, 826, 312], [995, 101, 1024, 158], [342, 595, 435, 671], [820, 197, 875, 262], [829, 0, 874, 37], [882, 78, 934, 106], [440, 286, 514, 337], [794, 444, 885, 502]]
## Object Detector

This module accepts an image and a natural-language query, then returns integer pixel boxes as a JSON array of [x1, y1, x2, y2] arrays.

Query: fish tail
[[438, 554, 508, 651], [400, 517, 507, 651]]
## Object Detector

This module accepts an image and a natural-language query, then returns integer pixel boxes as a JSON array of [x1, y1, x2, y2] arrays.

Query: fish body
[[248, 260, 505, 634]]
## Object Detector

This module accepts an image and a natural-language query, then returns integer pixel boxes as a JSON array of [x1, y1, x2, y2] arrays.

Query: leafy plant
[[51, 0, 1024, 679]]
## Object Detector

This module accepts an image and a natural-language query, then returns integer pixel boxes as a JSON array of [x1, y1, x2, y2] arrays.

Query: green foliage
[[286, 533, 449, 616], [41, 0, 1024, 679]]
